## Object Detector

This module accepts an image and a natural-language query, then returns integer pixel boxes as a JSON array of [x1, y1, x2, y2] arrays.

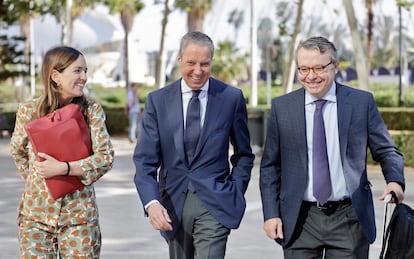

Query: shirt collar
[[181, 78, 209, 94], [305, 82, 337, 105]]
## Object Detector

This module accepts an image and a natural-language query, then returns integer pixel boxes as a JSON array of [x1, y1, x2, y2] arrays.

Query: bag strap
[[379, 191, 398, 259], [391, 190, 399, 204]]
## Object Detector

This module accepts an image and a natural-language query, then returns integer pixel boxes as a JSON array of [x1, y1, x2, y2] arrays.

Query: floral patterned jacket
[[10, 98, 114, 229]]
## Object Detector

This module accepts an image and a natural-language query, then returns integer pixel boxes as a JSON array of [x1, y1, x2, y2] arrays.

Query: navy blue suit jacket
[[133, 77, 254, 240], [260, 83, 404, 246]]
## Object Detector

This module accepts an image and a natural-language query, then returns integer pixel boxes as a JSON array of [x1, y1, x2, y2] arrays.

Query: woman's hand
[[34, 152, 67, 178]]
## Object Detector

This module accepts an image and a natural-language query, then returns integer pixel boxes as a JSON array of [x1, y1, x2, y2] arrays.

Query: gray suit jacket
[[260, 83, 404, 246]]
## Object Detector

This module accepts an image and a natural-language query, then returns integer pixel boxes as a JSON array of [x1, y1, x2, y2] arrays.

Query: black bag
[[379, 191, 414, 259]]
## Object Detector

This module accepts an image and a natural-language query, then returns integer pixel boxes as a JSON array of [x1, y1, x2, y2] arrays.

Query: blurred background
[[2, 0, 414, 164]]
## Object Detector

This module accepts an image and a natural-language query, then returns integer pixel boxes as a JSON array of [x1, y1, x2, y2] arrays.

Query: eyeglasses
[[297, 61, 333, 76]]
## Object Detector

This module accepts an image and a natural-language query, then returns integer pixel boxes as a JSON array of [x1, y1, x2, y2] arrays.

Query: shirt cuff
[[144, 200, 160, 211]]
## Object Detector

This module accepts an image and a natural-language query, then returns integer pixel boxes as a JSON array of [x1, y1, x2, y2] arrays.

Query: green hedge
[[379, 108, 414, 130], [392, 132, 414, 167], [367, 132, 414, 167], [104, 108, 129, 136], [3, 106, 414, 167], [0, 108, 130, 137]]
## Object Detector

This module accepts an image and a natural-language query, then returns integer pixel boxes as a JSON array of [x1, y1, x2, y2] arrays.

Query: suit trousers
[[283, 201, 369, 259], [168, 191, 230, 259]]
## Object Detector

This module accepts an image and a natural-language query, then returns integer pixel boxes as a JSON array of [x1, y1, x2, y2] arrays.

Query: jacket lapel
[[164, 81, 187, 163], [288, 89, 308, 172], [199, 83, 221, 144], [336, 84, 353, 158]]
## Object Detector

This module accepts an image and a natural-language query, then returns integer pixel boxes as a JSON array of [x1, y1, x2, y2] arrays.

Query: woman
[[10, 46, 114, 258]]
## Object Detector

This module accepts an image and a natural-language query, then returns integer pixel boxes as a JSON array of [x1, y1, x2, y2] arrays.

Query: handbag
[[24, 103, 93, 199], [380, 191, 414, 259]]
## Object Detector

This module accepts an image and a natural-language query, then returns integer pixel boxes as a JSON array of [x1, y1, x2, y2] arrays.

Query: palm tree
[[175, 0, 214, 32], [227, 9, 244, 43], [257, 17, 274, 105], [249, 0, 258, 106], [366, 0, 374, 71], [282, 0, 304, 94], [371, 15, 397, 69], [61, 0, 98, 46], [343, 0, 370, 90], [211, 41, 247, 83], [0, 0, 52, 100], [156, 0, 171, 88], [104, 0, 144, 90]]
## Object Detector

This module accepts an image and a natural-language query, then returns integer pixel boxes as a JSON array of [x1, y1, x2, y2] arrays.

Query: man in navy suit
[[260, 36, 405, 258], [133, 31, 254, 259]]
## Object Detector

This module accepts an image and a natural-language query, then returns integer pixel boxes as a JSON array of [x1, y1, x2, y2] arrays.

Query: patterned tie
[[312, 100, 332, 204], [184, 90, 201, 164]]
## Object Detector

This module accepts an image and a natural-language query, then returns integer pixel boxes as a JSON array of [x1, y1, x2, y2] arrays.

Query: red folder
[[24, 104, 93, 199]]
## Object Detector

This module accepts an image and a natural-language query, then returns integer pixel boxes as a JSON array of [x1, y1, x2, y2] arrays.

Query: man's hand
[[147, 202, 173, 231], [379, 182, 404, 204], [263, 218, 284, 240]]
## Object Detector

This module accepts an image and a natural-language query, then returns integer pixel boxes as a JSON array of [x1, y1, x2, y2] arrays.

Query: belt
[[303, 198, 352, 215]]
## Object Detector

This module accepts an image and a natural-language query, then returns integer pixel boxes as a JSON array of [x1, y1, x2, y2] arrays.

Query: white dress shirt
[[145, 79, 209, 210], [304, 83, 350, 202], [181, 79, 209, 128]]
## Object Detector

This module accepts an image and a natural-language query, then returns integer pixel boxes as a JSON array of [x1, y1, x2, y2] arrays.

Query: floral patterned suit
[[10, 98, 114, 258]]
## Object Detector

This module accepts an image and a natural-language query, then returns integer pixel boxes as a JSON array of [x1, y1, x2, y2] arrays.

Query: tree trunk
[[282, 0, 303, 94], [343, 0, 370, 90], [63, 0, 73, 46], [124, 26, 129, 89], [249, 0, 258, 107], [188, 8, 204, 31], [19, 14, 30, 101], [121, 6, 134, 90], [366, 0, 373, 72], [156, 0, 170, 88]]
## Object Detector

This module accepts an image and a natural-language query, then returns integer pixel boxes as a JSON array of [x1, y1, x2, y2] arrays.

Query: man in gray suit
[[260, 36, 405, 258]]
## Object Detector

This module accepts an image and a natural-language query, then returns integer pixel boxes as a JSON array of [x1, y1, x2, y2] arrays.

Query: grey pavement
[[1, 136, 413, 259]]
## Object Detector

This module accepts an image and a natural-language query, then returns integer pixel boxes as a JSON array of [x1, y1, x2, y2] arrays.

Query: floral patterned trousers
[[18, 218, 101, 259]]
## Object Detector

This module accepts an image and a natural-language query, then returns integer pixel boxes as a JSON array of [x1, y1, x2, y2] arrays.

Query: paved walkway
[[0, 136, 413, 258]]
